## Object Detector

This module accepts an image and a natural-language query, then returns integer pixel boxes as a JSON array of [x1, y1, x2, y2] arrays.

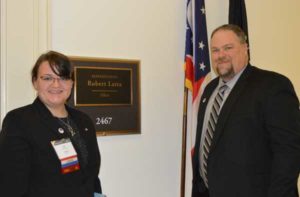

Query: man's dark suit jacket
[[192, 65, 300, 197], [0, 98, 102, 197]]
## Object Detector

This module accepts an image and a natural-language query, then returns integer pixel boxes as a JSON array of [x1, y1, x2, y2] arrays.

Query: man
[[192, 24, 300, 197]]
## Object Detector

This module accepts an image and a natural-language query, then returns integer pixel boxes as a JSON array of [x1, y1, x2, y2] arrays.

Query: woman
[[0, 51, 103, 197]]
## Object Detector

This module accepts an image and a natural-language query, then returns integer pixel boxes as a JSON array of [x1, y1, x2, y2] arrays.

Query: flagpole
[[180, 86, 189, 197]]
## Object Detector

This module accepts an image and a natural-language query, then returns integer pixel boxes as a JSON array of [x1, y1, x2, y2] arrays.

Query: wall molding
[[0, 0, 51, 122], [1, 0, 7, 122]]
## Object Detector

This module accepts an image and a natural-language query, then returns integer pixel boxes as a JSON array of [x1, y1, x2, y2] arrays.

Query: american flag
[[184, 0, 211, 155]]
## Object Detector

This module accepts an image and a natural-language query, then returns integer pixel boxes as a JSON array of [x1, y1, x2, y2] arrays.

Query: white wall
[[247, 0, 300, 96], [1, 0, 300, 197]]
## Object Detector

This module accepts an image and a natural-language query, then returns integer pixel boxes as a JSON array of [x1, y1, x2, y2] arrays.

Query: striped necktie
[[202, 84, 228, 187]]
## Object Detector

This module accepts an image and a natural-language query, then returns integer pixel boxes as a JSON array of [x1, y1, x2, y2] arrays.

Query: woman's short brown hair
[[31, 51, 73, 83]]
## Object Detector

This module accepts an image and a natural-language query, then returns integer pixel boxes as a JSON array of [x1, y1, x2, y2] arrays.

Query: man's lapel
[[194, 79, 219, 151], [209, 65, 253, 153]]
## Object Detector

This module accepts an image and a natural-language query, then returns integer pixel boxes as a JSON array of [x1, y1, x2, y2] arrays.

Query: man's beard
[[216, 64, 235, 81]]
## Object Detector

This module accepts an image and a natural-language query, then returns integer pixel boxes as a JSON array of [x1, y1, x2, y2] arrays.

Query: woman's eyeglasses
[[39, 75, 71, 85]]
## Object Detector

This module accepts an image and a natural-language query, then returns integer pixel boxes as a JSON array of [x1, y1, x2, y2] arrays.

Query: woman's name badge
[[51, 138, 80, 174]]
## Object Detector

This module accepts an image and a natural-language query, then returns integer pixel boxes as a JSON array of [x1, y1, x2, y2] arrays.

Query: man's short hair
[[211, 24, 247, 44]]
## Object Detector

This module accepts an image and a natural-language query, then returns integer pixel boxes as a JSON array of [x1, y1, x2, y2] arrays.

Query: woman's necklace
[[58, 117, 75, 136]]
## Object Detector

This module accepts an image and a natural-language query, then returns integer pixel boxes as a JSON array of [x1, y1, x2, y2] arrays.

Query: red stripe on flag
[[185, 55, 194, 91], [192, 76, 205, 102]]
